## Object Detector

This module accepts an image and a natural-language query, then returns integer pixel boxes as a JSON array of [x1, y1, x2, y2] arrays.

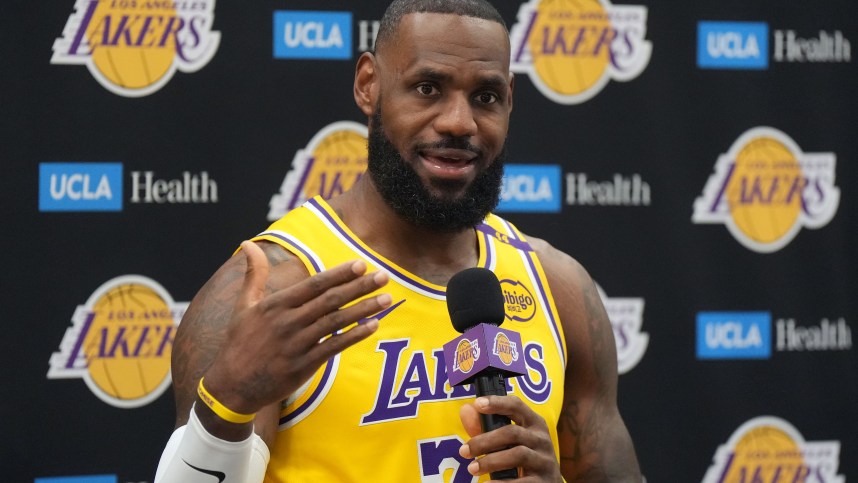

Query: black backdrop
[[4, 0, 857, 481]]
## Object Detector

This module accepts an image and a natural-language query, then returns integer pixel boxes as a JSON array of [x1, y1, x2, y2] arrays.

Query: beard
[[366, 108, 505, 233]]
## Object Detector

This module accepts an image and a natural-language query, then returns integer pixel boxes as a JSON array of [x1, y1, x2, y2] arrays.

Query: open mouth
[[419, 148, 479, 178]]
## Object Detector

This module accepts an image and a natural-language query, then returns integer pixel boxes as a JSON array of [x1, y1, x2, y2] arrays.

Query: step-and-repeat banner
[[5, 0, 856, 481]]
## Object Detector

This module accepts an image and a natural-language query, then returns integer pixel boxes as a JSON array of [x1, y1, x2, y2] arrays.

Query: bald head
[[374, 0, 507, 54]]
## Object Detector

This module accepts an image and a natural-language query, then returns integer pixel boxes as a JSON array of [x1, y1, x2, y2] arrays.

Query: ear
[[354, 52, 378, 117]]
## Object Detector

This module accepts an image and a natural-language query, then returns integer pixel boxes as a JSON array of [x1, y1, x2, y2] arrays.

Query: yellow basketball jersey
[[252, 197, 567, 483]]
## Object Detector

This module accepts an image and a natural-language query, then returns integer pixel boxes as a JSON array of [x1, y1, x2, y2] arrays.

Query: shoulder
[[526, 233, 617, 383], [526, 234, 595, 305]]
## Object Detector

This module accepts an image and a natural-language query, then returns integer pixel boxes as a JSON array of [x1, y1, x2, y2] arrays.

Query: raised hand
[[201, 240, 391, 418]]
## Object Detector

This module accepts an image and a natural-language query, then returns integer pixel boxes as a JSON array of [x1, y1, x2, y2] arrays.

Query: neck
[[327, 177, 480, 286]]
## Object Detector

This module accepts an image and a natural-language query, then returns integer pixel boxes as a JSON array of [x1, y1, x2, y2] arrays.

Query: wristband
[[197, 377, 256, 424]]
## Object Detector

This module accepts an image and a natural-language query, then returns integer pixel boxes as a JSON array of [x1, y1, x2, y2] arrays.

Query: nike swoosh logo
[[183, 459, 226, 483], [358, 298, 405, 324]]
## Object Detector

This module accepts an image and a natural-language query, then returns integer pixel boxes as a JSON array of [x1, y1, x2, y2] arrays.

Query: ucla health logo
[[693, 127, 839, 253], [697, 311, 771, 359], [703, 416, 843, 482], [497, 164, 561, 213], [52, 0, 220, 97], [274, 11, 352, 60], [510, 0, 651, 104], [268, 121, 367, 220], [697, 21, 769, 69], [48, 275, 188, 407], [40, 162, 123, 212]]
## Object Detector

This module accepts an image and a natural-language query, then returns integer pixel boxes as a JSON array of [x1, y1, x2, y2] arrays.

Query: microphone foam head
[[446, 267, 505, 333]]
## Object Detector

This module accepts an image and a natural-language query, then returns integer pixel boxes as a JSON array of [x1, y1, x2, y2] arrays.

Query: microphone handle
[[474, 371, 518, 480]]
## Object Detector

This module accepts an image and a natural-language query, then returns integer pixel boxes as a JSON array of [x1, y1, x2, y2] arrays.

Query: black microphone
[[445, 267, 520, 480]]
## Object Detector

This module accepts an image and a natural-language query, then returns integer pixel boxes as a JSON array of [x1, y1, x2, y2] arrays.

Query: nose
[[433, 92, 477, 138]]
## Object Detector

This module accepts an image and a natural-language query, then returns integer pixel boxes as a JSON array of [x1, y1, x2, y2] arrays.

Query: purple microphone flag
[[443, 323, 527, 387]]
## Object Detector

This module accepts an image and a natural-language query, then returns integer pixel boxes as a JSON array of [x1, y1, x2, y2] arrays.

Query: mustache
[[414, 137, 483, 157]]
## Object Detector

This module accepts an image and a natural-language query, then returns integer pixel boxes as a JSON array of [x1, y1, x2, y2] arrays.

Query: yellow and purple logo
[[51, 0, 221, 97], [492, 332, 520, 366], [509, 0, 652, 104], [693, 127, 840, 253], [268, 121, 368, 220], [48, 275, 187, 407], [453, 339, 480, 374], [702, 416, 843, 482]]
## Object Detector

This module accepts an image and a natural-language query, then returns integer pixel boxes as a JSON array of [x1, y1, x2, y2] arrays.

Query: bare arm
[[170, 240, 391, 444], [535, 239, 641, 481]]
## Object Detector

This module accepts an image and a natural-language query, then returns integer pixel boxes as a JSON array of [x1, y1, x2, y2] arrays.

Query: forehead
[[379, 12, 511, 80]]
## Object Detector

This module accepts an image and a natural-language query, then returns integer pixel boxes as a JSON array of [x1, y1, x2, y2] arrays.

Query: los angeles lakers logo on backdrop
[[48, 275, 188, 408], [51, 0, 221, 97], [268, 121, 368, 220], [693, 127, 840, 253], [510, 0, 652, 105], [702, 416, 843, 482]]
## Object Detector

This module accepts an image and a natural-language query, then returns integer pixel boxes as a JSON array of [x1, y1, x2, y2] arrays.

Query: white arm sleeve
[[154, 405, 270, 483]]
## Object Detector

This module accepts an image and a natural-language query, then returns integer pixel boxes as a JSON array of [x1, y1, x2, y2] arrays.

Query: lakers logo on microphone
[[47, 275, 188, 408], [693, 127, 840, 253], [453, 339, 480, 374], [492, 333, 520, 366], [268, 121, 368, 220], [51, 0, 221, 97], [510, 0, 652, 105]]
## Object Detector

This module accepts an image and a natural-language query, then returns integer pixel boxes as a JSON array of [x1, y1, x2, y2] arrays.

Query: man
[[155, 0, 642, 481]]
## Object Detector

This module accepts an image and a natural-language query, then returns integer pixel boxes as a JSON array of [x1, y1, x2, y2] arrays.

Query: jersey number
[[418, 436, 476, 483]]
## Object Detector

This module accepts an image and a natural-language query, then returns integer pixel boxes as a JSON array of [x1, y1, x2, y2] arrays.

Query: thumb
[[460, 402, 483, 438], [237, 240, 269, 309]]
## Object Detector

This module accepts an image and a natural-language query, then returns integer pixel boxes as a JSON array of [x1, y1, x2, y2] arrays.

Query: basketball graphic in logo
[[453, 339, 480, 374], [269, 121, 369, 220], [510, 0, 652, 104], [52, 0, 221, 97], [48, 275, 188, 408], [693, 127, 840, 253]]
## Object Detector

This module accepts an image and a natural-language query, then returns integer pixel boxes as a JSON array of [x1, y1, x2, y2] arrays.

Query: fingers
[[275, 259, 373, 307], [237, 240, 269, 310], [459, 403, 483, 438], [459, 395, 557, 479], [470, 395, 545, 427]]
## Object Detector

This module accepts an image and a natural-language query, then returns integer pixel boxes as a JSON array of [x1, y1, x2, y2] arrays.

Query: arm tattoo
[[171, 243, 293, 425]]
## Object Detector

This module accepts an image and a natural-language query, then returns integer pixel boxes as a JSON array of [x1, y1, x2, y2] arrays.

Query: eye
[[416, 84, 438, 96], [475, 92, 499, 104]]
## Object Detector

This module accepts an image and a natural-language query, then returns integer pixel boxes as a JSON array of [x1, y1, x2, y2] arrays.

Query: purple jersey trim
[[476, 223, 534, 252], [280, 357, 336, 425], [259, 231, 323, 273], [308, 198, 494, 297], [499, 219, 566, 364]]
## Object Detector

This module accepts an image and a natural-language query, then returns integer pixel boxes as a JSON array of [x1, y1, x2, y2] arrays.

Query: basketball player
[[155, 0, 642, 481]]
